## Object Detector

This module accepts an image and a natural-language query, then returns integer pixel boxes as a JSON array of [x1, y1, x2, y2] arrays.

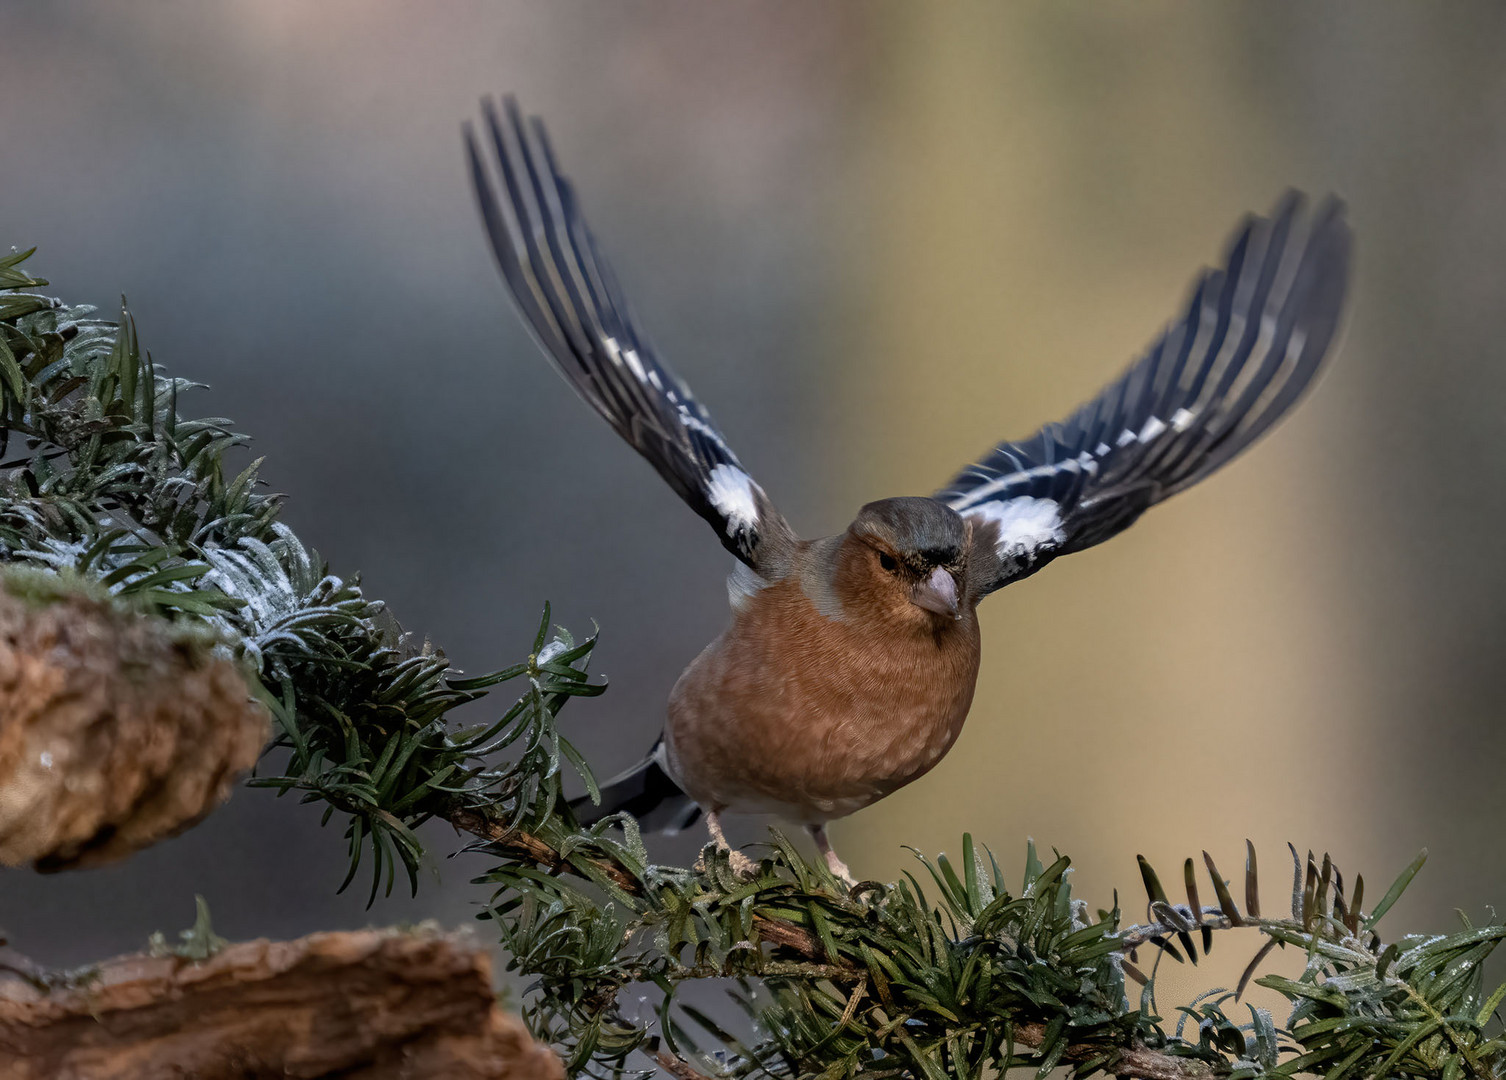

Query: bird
[[465, 97, 1351, 886]]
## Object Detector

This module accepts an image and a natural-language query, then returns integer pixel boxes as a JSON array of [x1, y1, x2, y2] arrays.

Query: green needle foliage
[[0, 246, 599, 901], [5, 246, 1506, 1080]]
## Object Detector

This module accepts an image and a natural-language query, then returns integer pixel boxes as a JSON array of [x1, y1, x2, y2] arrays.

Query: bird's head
[[839, 497, 971, 624]]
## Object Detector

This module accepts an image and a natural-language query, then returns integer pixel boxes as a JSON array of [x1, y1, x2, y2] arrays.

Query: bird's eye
[[878, 552, 899, 573]]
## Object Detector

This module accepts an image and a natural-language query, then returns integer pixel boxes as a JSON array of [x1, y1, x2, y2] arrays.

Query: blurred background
[[3, 0, 1505, 1016]]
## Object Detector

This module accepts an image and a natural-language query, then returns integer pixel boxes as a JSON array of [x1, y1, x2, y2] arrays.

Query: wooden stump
[[0, 579, 267, 869], [0, 927, 562, 1079]]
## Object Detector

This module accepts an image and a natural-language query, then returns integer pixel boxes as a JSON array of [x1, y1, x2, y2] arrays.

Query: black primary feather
[[942, 193, 1351, 594], [467, 96, 793, 571]]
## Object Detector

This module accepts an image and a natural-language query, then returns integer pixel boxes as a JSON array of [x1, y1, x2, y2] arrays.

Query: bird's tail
[[568, 740, 702, 834]]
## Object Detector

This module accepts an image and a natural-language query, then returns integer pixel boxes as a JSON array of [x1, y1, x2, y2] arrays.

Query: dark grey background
[[2, 2, 1505, 1017]]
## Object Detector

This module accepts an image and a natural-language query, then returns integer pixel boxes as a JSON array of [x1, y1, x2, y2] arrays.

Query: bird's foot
[[809, 823, 858, 889], [823, 848, 857, 889], [696, 842, 758, 878], [701, 810, 758, 879]]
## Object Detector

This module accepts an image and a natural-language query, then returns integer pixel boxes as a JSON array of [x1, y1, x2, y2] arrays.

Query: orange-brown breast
[[664, 574, 982, 823]]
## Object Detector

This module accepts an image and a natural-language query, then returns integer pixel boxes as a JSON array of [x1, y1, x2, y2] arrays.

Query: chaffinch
[[466, 98, 1351, 885]]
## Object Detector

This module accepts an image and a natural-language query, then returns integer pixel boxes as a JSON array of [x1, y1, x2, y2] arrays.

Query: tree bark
[[0, 581, 267, 870], [0, 926, 562, 1080]]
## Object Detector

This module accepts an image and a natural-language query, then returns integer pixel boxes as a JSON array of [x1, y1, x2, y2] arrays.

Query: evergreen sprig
[[5, 246, 1505, 1080], [477, 795, 1506, 1080], [0, 246, 599, 901]]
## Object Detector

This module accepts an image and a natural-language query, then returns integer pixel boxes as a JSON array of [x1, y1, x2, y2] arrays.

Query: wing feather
[[467, 97, 793, 570], [943, 193, 1351, 594]]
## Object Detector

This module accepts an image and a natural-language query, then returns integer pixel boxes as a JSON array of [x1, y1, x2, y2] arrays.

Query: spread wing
[[942, 193, 1351, 596], [466, 97, 793, 571]]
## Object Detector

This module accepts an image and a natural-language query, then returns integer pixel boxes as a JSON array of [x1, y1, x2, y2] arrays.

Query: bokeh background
[[4, 0, 1506, 1019]]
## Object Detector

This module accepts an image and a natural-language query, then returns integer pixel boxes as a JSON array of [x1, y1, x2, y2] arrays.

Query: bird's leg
[[809, 824, 856, 888], [701, 810, 757, 877]]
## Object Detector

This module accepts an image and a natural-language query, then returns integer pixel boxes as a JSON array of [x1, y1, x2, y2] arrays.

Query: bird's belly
[[664, 620, 980, 823]]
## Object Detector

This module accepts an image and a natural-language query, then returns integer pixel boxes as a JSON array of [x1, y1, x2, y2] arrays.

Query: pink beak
[[913, 566, 960, 619]]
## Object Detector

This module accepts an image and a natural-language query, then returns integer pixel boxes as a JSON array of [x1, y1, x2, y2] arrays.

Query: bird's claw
[[824, 850, 857, 889], [696, 843, 758, 878]]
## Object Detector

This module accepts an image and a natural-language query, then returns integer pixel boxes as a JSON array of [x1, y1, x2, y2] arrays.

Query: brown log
[[0, 577, 268, 869], [0, 926, 563, 1080]]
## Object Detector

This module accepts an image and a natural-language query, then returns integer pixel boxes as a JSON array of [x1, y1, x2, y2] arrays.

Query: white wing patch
[[706, 464, 760, 536], [966, 496, 1064, 558], [948, 451, 1098, 511], [952, 402, 1199, 567]]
